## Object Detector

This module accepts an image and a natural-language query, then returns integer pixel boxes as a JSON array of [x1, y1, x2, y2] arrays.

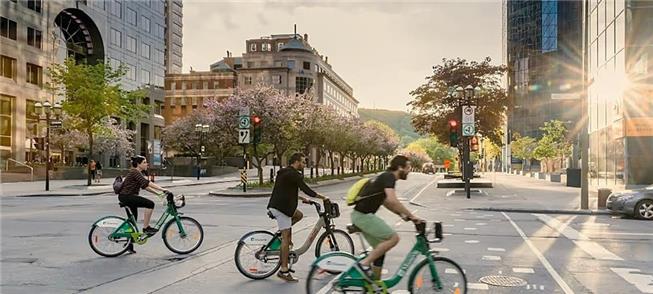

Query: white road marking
[[591, 232, 653, 236], [482, 255, 501, 261], [513, 267, 535, 274], [611, 268, 653, 293], [488, 247, 506, 252], [443, 224, 455, 227], [443, 233, 453, 236], [465, 240, 480, 244], [391, 291, 409, 294], [445, 268, 459, 274], [578, 222, 610, 227], [464, 227, 477, 231], [454, 218, 465, 222], [534, 214, 623, 261], [468, 283, 489, 290], [431, 247, 450, 252], [502, 212, 575, 294], [409, 177, 439, 204], [540, 285, 545, 290], [476, 222, 487, 226]]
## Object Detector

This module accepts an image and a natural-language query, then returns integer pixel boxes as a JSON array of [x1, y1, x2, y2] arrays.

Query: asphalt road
[[1, 173, 652, 294]]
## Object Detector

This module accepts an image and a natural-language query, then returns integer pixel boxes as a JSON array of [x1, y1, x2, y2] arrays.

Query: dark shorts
[[118, 194, 154, 220], [91, 170, 97, 179]]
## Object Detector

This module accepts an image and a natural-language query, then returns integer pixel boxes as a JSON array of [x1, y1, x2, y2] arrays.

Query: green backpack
[[346, 178, 384, 206]]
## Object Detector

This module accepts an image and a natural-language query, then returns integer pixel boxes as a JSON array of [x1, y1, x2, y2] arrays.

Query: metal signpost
[[462, 104, 476, 199], [239, 107, 250, 192]]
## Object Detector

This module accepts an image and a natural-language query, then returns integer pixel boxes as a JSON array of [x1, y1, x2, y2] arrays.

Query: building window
[[287, 60, 295, 69], [142, 16, 150, 32], [26, 27, 42, 49], [154, 101, 162, 115], [1, 55, 17, 80], [141, 69, 150, 84], [541, 0, 558, 53], [277, 42, 284, 51], [262, 43, 271, 51], [303, 61, 311, 70], [155, 49, 164, 64], [154, 126, 161, 140], [126, 35, 136, 53], [296, 77, 313, 94], [0, 95, 13, 147], [111, 0, 122, 18], [250, 43, 257, 52], [126, 63, 136, 80], [27, 0, 42, 13], [272, 75, 281, 84], [156, 24, 165, 39], [203, 81, 208, 89], [1, 17, 17, 40], [141, 43, 150, 59], [26, 63, 42, 86], [126, 8, 137, 26], [154, 75, 163, 87], [110, 28, 122, 47], [244, 76, 252, 85], [109, 57, 121, 70]]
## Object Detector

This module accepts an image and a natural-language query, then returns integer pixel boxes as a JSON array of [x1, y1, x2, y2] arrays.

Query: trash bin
[[598, 188, 612, 209], [566, 168, 581, 187]]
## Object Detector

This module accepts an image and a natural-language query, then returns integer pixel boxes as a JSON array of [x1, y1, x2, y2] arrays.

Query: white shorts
[[269, 208, 292, 231]]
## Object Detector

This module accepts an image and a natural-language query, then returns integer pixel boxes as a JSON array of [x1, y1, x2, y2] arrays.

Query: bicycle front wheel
[[315, 229, 355, 257], [88, 216, 132, 257], [162, 216, 204, 254], [408, 256, 467, 294]]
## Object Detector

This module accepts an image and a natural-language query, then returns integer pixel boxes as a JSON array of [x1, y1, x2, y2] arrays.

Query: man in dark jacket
[[267, 152, 329, 282]]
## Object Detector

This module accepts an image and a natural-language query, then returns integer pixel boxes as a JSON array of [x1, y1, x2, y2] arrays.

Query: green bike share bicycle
[[234, 199, 354, 279], [306, 221, 467, 294], [88, 191, 204, 257]]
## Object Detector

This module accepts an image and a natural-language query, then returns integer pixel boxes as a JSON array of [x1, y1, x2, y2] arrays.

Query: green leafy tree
[[408, 57, 509, 145], [535, 120, 571, 173], [511, 134, 537, 172], [48, 58, 148, 185], [408, 137, 457, 166]]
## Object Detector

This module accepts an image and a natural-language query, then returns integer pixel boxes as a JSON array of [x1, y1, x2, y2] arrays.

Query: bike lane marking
[[610, 268, 653, 293], [408, 177, 439, 206], [502, 212, 575, 294]]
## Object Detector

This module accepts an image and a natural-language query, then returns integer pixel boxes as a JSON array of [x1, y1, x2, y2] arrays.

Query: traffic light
[[471, 136, 479, 152], [34, 137, 45, 151], [448, 120, 459, 147], [252, 114, 262, 144]]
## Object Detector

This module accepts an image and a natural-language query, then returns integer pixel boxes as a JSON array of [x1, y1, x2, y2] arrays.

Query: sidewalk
[[0, 174, 241, 197]]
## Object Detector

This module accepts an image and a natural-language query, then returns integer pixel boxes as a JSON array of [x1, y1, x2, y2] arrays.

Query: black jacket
[[267, 167, 318, 217]]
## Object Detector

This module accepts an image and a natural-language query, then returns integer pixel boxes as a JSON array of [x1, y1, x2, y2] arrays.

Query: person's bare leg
[[143, 208, 154, 228], [291, 210, 303, 225], [280, 229, 291, 271], [360, 234, 399, 267]]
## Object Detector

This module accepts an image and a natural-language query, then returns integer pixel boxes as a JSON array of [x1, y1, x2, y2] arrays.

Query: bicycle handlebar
[[414, 221, 444, 243]]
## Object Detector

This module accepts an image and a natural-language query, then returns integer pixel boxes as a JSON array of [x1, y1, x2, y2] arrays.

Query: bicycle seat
[[346, 224, 362, 234], [119, 202, 127, 208]]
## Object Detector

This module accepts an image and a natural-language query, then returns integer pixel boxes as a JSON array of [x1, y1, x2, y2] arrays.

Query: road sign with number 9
[[239, 115, 251, 129]]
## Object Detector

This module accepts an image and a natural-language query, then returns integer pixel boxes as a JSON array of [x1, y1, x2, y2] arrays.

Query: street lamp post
[[195, 124, 209, 180], [34, 100, 62, 191]]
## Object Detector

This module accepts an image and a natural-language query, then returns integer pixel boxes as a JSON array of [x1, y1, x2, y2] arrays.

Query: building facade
[[1, 0, 172, 166], [164, 0, 182, 74], [505, 0, 583, 140], [212, 33, 359, 117], [163, 70, 237, 125], [586, 0, 653, 187]]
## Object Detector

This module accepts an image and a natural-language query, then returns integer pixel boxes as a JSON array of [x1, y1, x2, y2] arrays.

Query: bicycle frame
[[263, 202, 335, 258], [338, 233, 443, 290], [109, 200, 186, 245]]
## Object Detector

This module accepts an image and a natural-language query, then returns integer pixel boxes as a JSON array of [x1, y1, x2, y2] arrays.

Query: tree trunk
[[87, 131, 93, 186], [315, 147, 321, 178], [329, 151, 335, 175]]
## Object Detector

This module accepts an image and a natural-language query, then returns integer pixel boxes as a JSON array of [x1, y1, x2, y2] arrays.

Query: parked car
[[606, 185, 653, 220], [422, 163, 435, 174]]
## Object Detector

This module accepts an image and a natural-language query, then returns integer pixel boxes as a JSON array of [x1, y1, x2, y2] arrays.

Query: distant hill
[[358, 108, 421, 146]]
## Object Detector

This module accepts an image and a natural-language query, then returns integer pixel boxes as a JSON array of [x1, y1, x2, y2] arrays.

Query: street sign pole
[[462, 106, 476, 199], [239, 107, 250, 193]]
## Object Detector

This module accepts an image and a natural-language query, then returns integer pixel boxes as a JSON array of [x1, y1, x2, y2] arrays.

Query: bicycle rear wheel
[[162, 216, 204, 254], [88, 216, 133, 257], [408, 256, 467, 294], [234, 231, 280, 279], [306, 252, 363, 294]]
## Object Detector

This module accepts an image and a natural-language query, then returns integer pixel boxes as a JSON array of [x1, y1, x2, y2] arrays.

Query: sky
[[182, 0, 503, 111]]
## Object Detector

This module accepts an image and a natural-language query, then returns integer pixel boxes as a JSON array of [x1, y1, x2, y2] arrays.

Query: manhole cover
[[479, 275, 527, 287]]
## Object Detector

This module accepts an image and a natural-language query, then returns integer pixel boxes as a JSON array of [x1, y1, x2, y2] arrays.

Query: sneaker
[[354, 262, 374, 282], [125, 244, 136, 254], [143, 226, 158, 235], [277, 270, 299, 283]]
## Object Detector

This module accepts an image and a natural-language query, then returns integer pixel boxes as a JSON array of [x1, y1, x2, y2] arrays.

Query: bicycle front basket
[[327, 202, 340, 218], [173, 194, 186, 208]]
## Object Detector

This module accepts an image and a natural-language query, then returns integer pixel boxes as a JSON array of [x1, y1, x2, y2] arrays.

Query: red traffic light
[[252, 115, 262, 125], [448, 120, 458, 128]]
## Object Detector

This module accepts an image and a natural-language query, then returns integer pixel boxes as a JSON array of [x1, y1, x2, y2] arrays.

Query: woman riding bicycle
[[118, 155, 169, 253]]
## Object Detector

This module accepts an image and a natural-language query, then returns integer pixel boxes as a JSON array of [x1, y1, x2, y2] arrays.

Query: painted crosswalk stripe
[[476, 222, 487, 226], [487, 247, 506, 252], [513, 267, 535, 274], [482, 255, 501, 261], [443, 224, 455, 227], [534, 214, 623, 261], [465, 240, 480, 244], [611, 268, 653, 293], [464, 227, 477, 231], [468, 283, 489, 290], [432, 247, 450, 252], [445, 268, 458, 274], [502, 212, 575, 294]]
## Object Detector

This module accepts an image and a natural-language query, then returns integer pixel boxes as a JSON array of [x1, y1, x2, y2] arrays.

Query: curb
[[11, 179, 240, 198], [470, 207, 613, 216], [210, 173, 380, 198]]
